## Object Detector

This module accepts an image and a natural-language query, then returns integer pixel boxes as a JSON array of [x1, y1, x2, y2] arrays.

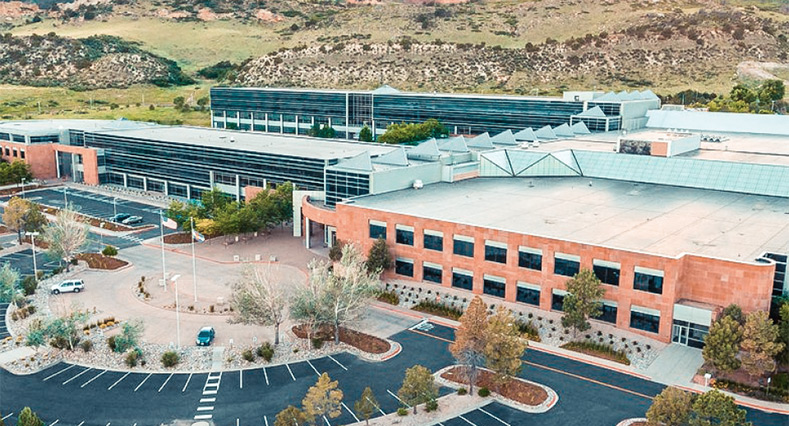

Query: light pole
[[171, 274, 182, 348], [25, 231, 39, 279], [63, 187, 68, 206], [20, 177, 26, 199], [113, 197, 117, 218]]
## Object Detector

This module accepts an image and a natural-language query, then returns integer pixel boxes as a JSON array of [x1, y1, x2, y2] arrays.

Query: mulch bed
[[292, 324, 390, 355], [0, 225, 9, 234], [163, 232, 220, 244], [441, 366, 548, 406], [40, 206, 134, 232], [21, 235, 49, 249], [561, 342, 630, 365], [75, 253, 129, 270]]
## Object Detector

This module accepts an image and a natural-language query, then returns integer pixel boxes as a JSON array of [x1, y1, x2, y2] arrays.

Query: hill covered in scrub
[[0, 33, 194, 89]]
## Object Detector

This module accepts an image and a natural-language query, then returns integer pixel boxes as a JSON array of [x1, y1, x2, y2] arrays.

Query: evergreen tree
[[359, 125, 373, 142], [449, 296, 488, 395], [354, 386, 379, 425], [16, 407, 44, 426], [484, 306, 527, 389], [366, 237, 393, 274], [778, 303, 789, 366], [740, 311, 784, 379], [397, 365, 437, 414], [302, 373, 343, 425], [646, 386, 694, 426], [689, 390, 750, 426], [561, 269, 605, 336], [273, 405, 307, 426], [722, 304, 745, 325], [703, 315, 743, 373]]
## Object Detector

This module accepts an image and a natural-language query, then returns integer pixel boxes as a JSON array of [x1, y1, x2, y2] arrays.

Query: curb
[[616, 418, 647, 426]]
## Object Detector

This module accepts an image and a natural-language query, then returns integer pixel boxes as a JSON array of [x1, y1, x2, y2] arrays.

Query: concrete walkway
[[0, 346, 35, 366], [644, 343, 704, 386]]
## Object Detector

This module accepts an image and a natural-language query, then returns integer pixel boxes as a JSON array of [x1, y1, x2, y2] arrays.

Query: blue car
[[196, 326, 215, 346]]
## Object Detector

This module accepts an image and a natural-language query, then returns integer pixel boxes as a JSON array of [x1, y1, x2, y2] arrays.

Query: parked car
[[51, 279, 85, 295], [196, 326, 215, 346], [110, 213, 131, 223], [122, 216, 143, 225]]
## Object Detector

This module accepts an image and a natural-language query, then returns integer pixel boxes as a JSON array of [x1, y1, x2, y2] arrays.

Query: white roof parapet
[[535, 125, 558, 140], [570, 121, 591, 134], [491, 129, 518, 145], [514, 127, 538, 141], [553, 123, 575, 138]]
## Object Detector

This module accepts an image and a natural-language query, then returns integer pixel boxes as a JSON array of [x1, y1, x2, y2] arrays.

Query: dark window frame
[[518, 250, 542, 271], [453, 238, 474, 258], [593, 263, 620, 286], [633, 271, 663, 294], [395, 259, 414, 277], [551, 293, 565, 311], [516, 285, 540, 306], [554, 257, 580, 277], [483, 277, 506, 298], [395, 227, 414, 246], [452, 271, 473, 290], [423, 233, 443, 251], [423, 264, 442, 284], [484, 244, 507, 264], [369, 223, 386, 239], [630, 310, 660, 334]]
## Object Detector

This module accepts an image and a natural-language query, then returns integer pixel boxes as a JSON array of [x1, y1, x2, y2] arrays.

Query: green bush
[[242, 349, 255, 362], [396, 407, 408, 416], [457, 387, 468, 395], [515, 319, 541, 342], [413, 300, 464, 320], [561, 341, 630, 365], [21, 276, 38, 296], [425, 398, 438, 412], [257, 342, 274, 362], [125, 349, 141, 367], [328, 240, 345, 261], [107, 335, 116, 351], [80, 340, 93, 352], [161, 351, 179, 368], [376, 290, 400, 306], [311, 337, 324, 350], [102, 245, 118, 256], [478, 387, 491, 397]]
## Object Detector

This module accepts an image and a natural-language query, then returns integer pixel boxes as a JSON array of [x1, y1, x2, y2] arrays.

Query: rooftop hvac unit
[[230, 137, 235, 143], [532, 141, 540, 148], [519, 142, 530, 149], [413, 179, 424, 190]]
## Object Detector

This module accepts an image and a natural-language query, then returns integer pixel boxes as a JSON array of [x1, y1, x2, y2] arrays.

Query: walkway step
[[211, 347, 224, 371]]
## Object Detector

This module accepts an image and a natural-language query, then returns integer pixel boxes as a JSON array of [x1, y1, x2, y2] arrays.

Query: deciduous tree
[[291, 258, 329, 344], [359, 125, 373, 142], [689, 389, 749, 426], [230, 264, 289, 345], [397, 364, 437, 414], [366, 237, 392, 274], [112, 319, 144, 353], [3, 196, 30, 243], [449, 295, 488, 395], [703, 315, 743, 373], [302, 373, 343, 425], [561, 268, 605, 336], [42, 206, 88, 271], [0, 263, 21, 305], [354, 386, 379, 425], [273, 405, 307, 426], [740, 311, 784, 379], [484, 306, 527, 389], [646, 386, 694, 426], [43, 308, 89, 351]]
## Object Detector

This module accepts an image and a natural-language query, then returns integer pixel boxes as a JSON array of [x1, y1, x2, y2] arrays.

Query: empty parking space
[[24, 188, 165, 227], [285, 361, 315, 381], [0, 249, 58, 277]]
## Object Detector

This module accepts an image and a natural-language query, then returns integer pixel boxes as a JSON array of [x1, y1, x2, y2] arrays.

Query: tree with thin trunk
[[291, 258, 329, 344], [16, 407, 44, 426], [689, 389, 750, 426], [484, 306, 528, 390], [42, 205, 88, 271], [354, 386, 379, 425], [3, 196, 29, 243], [702, 315, 743, 373], [397, 364, 437, 414], [0, 263, 21, 305], [740, 310, 784, 380], [561, 268, 605, 337], [230, 264, 289, 345], [321, 244, 379, 344], [646, 386, 694, 426], [43, 307, 89, 351], [366, 237, 392, 274], [273, 405, 307, 426], [449, 295, 488, 395], [302, 373, 343, 426]]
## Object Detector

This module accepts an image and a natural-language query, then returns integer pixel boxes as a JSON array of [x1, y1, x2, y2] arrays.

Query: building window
[[554, 253, 580, 277], [483, 275, 506, 298], [395, 225, 414, 246], [516, 283, 540, 306], [452, 269, 473, 290], [633, 267, 664, 295], [3, 147, 8, 156], [423, 231, 443, 252], [598, 303, 618, 324], [551, 291, 566, 311], [593, 260, 620, 286], [423, 263, 442, 284], [630, 308, 660, 334], [369, 220, 386, 239], [19, 150, 25, 159], [395, 258, 414, 277], [518, 247, 542, 271], [453, 235, 474, 258], [484, 241, 507, 264]]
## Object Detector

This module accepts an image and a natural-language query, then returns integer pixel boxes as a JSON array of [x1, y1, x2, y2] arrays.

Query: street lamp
[[113, 197, 117, 218], [171, 274, 182, 348], [20, 178, 26, 199], [25, 231, 39, 279], [63, 187, 68, 206]]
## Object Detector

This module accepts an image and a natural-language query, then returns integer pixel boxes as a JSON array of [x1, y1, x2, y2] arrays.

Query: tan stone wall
[[0, 142, 100, 184]]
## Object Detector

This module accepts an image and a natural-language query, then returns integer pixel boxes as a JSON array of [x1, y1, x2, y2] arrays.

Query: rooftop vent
[[413, 180, 424, 190]]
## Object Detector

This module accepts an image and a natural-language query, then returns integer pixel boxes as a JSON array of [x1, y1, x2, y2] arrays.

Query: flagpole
[[160, 210, 167, 292], [191, 216, 198, 303]]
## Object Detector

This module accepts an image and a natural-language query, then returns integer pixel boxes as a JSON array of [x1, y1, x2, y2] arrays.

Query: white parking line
[[182, 373, 193, 392], [478, 407, 511, 426], [341, 402, 360, 423], [306, 359, 320, 376], [108, 372, 130, 390], [63, 367, 92, 385], [458, 415, 476, 425], [199, 398, 216, 403], [48, 420, 59, 426], [80, 370, 106, 388], [194, 415, 212, 420], [285, 363, 296, 381], [327, 355, 348, 371], [77, 422, 85, 426], [263, 367, 269, 385], [158, 373, 173, 392], [239, 370, 243, 389], [1, 413, 13, 421], [134, 373, 152, 392], [323, 415, 331, 426], [264, 415, 269, 426], [196, 406, 214, 411], [43, 364, 76, 381], [386, 389, 408, 407]]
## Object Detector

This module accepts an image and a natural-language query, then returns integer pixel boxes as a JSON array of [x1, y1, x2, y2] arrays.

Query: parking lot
[[0, 248, 60, 278]]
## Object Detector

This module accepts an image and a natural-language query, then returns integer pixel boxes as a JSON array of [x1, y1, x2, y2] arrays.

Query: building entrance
[[671, 319, 708, 349]]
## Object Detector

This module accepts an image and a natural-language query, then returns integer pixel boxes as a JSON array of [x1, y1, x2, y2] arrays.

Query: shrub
[[515, 320, 541, 342], [80, 340, 93, 352], [107, 335, 116, 351], [425, 398, 438, 412], [561, 341, 630, 365], [413, 300, 463, 320], [311, 337, 324, 350], [396, 407, 408, 416], [457, 387, 468, 395], [161, 351, 179, 367], [21, 276, 38, 296], [376, 289, 400, 305], [328, 240, 345, 261], [478, 387, 491, 397], [257, 342, 274, 362], [102, 245, 118, 256], [242, 349, 255, 362], [125, 349, 140, 367]]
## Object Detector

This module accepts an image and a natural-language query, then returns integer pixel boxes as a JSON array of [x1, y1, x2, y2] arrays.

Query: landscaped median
[[291, 324, 401, 362], [435, 365, 558, 413]]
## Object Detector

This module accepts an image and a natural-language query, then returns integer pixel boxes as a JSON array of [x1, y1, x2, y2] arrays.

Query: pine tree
[[366, 237, 392, 274], [778, 303, 789, 366], [689, 390, 750, 426], [397, 365, 437, 414], [646, 387, 694, 426], [449, 296, 488, 395], [703, 315, 743, 373], [561, 269, 605, 336], [354, 386, 379, 425], [273, 405, 307, 426], [302, 373, 343, 425], [16, 407, 44, 426], [484, 306, 527, 390], [740, 311, 784, 379]]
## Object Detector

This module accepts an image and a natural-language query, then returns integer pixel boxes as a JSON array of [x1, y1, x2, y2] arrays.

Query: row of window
[[373, 221, 665, 295], [1, 145, 25, 160], [394, 257, 661, 333]]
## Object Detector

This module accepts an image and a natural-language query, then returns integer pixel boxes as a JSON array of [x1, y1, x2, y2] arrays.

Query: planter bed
[[440, 366, 549, 406], [163, 232, 219, 244], [75, 253, 129, 270], [41, 206, 136, 232], [412, 300, 463, 320], [561, 341, 630, 365], [292, 324, 390, 355]]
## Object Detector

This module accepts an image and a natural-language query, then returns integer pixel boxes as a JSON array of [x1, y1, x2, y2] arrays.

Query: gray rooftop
[[348, 177, 789, 261], [96, 126, 396, 160], [0, 119, 155, 135]]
